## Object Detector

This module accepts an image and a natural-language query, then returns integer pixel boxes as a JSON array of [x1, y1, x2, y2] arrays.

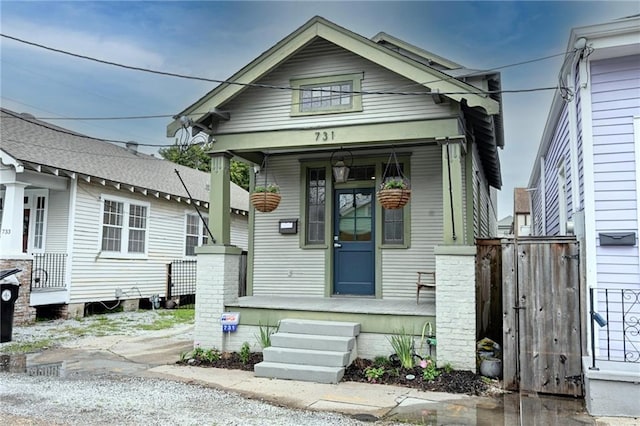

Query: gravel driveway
[[0, 311, 393, 425]]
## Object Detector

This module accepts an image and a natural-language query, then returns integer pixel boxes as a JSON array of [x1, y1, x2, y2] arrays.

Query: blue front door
[[333, 188, 375, 295]]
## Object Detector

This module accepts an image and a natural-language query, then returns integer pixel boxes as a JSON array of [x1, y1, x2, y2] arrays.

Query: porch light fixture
[[330, 148, 353, 183]]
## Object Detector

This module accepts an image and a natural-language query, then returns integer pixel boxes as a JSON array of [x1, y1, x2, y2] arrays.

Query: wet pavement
[[0, 322, 633, 425]]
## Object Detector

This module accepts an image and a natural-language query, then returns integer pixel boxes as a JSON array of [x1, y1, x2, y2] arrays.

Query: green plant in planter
[[382, 179, 407, 190], [253, 184, 280, 193]]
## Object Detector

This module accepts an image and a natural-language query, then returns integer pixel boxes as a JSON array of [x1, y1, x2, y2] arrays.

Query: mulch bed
[[178, 353, 491, 396]]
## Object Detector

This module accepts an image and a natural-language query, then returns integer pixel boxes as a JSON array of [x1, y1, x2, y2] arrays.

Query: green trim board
[[231, 306, 435, 335], [211, 119, 460, 153], [167, 16, 499, 136]]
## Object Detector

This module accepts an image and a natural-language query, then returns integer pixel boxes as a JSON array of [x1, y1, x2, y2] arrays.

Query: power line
[[1, 33, 565, 100]]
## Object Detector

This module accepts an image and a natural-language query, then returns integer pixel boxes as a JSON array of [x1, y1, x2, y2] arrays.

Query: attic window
[[291, 73, 363, 116]]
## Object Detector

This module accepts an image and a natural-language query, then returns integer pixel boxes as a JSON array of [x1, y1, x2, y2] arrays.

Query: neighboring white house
[[0, 108, 248, 320], [166, 16, 504, 380], [527, 16, 640, 417], [513, 187, 531, 237]]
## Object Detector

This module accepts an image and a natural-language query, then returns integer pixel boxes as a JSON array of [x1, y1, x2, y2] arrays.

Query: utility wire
[[1, 33, 566, 99]]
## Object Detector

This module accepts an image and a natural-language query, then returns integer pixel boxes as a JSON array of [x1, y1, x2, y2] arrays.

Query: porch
[[228, 295, 435, 337]]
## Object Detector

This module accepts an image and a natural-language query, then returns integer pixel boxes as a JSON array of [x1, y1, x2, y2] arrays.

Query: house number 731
[[315, 131, 335, 142]]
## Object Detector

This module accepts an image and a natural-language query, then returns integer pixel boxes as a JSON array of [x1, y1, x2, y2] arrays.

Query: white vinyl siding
[[381, 145, 442, 299], [217, 38, 453, 134], [230, 214, 248, 251], [591, 55, 640, 289], [252, 156, 326, 296], [70, 182, 246, 303], [43, 189, 70, 253]]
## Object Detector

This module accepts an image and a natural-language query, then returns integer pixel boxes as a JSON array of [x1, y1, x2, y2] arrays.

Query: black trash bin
[[1, 268, 21, 343]]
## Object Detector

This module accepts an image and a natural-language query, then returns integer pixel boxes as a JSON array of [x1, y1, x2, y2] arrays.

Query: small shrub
[[202, 348, 221, 363], [255, 322, 278, 349], [373, 355, 391, 367], [420, 357, 440, 381], [442, 362, 453, 374], [364, 366, 385, 383], [388, 329, 415, 369], [239, 342, 251, 364]]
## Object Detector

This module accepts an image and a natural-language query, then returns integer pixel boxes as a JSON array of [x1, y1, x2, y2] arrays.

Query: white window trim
[[24, 189, 49, 254], [184, 210, 209, 258], [98, 194, 150, 259], [290, 73, 364, 116]]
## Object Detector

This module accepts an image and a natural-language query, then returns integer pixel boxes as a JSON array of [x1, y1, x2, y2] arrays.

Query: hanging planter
[[250, 185, 281, 213], [377, 150, 411, 209], [251, 154, 281, 213], [377, 184, 411, 209]]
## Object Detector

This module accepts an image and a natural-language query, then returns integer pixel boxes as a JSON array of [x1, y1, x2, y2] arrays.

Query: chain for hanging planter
[[378, 149, 411, 209], [250, 154, 281, 213]]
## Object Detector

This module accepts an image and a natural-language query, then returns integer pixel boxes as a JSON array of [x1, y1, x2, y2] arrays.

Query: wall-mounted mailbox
[[599, 232, 636, 246], [279, 219, 298, 234]]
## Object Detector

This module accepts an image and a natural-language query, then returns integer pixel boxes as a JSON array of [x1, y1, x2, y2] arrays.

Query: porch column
[[208, 151, 233, 246], [193, 245, 242, 350], [194, 151, 241, 351], [435, 245, 477, 371], [0, 180, 28, 255], [441, 140, 465, 245]]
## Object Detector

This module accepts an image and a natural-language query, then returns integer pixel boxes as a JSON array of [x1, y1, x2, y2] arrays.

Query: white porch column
[[0, 180, 28, 255], [435, 245, 477, 371], [193, 245, 242, 350]]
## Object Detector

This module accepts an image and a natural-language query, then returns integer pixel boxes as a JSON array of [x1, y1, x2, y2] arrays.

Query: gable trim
[[168, 17, 499, 137]]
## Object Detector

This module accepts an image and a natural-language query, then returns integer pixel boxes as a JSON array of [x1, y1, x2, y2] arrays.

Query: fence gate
[[502, 237, 582, 396]]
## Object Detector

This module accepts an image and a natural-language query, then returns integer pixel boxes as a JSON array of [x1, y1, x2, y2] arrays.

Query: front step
[[254, 319, 360, 384], [278, 318, 361, 337], [270, 333, 355, 352], [263, 346, 350, 367], [254, 362, 344, 384]]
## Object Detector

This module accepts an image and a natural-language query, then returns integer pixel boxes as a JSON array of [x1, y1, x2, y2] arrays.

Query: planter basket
[[377, 188, 411, 209], [250, 192, 281, 213]]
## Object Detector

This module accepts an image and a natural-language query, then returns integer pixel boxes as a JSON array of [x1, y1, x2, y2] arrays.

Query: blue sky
[[1, 1, 639, 219]]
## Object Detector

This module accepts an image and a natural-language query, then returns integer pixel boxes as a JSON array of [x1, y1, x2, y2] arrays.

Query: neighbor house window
[[306, 167, 326, 244], [185, 213, 209, 256], [291, 73, 363, 116], [101, 197, 148, 255]]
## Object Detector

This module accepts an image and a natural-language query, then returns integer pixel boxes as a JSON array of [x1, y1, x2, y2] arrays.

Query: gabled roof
[[167, 16, 500, 136], [0, 108, 248, 213]]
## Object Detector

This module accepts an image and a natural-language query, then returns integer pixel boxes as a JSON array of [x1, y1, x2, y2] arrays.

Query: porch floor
[[228, 295, 435, 316]]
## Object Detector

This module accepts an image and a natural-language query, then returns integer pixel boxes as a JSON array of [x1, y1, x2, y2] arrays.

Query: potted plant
[[250, 184, 281, 212], [377, 178, 411, 209]]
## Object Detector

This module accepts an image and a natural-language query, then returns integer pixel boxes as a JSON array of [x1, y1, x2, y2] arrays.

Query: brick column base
[[1, 257, 36, 325], [193, 245, 242, 351], [435, 245, 477, 371]]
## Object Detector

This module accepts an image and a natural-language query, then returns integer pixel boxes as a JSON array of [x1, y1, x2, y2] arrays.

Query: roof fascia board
[[528, 88, 565, 188], [168, 18, 499, 136], [0, 149, 24, 173], [371, 32, 462, 69], [569, 17, 640, 61]]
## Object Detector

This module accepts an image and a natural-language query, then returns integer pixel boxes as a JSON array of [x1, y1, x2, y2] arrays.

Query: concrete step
[[271, 333, 355, 352], [254, 361, 345, 384], [278, 319, 361, 337], [262, 346, 350, 367]]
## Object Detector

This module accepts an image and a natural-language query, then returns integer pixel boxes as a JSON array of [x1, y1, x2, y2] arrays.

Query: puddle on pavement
[[1, 354, 65, 377], [386, 392, 595, 425]]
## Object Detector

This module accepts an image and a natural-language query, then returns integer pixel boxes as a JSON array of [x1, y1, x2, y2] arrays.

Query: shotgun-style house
[[168, 16, 504, 382], [527, 16, 640, 417], [0, 108, 248, 321]]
